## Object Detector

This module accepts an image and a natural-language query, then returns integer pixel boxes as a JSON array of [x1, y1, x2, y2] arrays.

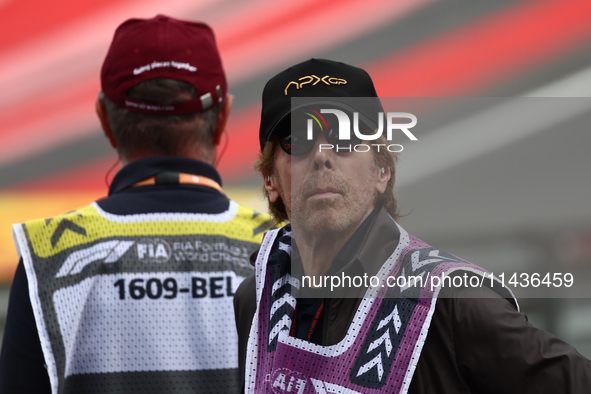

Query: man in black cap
[[0, 15, 273, 394], [234, 58, 591, 393]]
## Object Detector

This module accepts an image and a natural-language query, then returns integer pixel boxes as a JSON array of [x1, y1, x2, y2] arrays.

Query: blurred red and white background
[[1, 0, 591, 350]]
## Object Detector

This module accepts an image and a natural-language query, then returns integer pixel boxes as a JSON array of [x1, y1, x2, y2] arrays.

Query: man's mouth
[[307, 187, 342, 198]]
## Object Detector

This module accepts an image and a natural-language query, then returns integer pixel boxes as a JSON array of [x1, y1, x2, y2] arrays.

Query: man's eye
[[350, 135, 363, 145], [292, 132, 308, 143], [326, 128, 338, 142]]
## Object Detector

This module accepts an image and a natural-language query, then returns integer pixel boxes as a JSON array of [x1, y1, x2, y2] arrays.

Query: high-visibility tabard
[[13, 201, 274, 394], [245, 223, 516, 394]]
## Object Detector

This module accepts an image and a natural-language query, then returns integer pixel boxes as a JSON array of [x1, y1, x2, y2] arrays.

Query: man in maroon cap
[[0, 15, 273, 394]]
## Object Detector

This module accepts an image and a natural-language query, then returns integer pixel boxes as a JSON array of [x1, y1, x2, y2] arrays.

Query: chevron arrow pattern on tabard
[[270, 293, 297, 322], [268, 273, 298, 347], [50, 219, 87, 248], [356, 353, 385, 381], [269, 315, 292, 346], [356, 305, 401, 381], [377, 305, 401, 333], [411, 249, 444, 271], [367, 330, 393, 357]]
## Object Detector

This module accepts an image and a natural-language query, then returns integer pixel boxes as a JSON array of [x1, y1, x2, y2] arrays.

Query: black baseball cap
[[258, 58, 383, 151]]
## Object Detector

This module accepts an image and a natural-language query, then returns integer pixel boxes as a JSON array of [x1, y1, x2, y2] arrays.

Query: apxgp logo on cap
[[284, 75, 347, 95]]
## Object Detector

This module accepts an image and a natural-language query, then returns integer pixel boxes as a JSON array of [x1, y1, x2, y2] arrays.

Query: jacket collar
[[108, 156, 222, 195]]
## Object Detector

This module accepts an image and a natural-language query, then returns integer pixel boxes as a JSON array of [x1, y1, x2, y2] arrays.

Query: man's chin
[[293, 208, 354, 236], [293, 201, 340, 221]]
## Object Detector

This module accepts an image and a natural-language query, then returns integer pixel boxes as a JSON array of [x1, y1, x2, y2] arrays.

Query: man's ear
[[213, 95, 233, 146], [95, 97, 117, 149], [264, 173, 281, 203], [376, 165, 391, 195]]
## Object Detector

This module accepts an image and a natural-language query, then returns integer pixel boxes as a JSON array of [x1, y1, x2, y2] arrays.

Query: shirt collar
[[108, 156, 222, 195], [332, 204, 381, 266]]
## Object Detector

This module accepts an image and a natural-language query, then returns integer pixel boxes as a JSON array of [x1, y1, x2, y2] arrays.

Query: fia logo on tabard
[[269, 369, 308, 394], [267, 368, 363, 394], [136, 238, 171, 263]]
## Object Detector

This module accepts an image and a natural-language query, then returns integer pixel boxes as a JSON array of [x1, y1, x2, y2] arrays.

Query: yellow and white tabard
[[13, 200, 273, 394]]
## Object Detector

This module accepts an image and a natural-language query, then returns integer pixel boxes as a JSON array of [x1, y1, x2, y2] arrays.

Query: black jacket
[[234, 208, 591, 393]]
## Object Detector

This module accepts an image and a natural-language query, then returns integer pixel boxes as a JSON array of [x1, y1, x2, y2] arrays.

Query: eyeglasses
[[275, 127, 363, 155]]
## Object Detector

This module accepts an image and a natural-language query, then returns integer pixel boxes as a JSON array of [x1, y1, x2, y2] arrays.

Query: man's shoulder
[[225, 202, 279, 244], [235, 274, 256, 304], [234, 274, 257, 332], [19, 203, 96, 225], [15, 203, 98, 241]]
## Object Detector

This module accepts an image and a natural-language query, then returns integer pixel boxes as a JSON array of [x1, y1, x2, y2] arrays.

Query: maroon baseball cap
[[101, 14, 227, 115]]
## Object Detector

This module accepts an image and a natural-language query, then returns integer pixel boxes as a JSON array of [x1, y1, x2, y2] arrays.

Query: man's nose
[[312, 132, 334, 171]]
